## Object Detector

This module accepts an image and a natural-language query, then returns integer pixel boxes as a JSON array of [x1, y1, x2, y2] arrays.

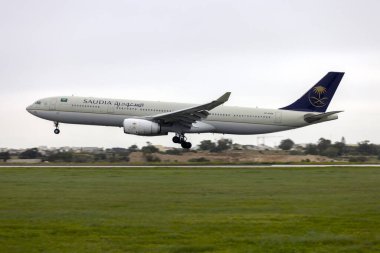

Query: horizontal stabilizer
[[304, 111, 343, 123]]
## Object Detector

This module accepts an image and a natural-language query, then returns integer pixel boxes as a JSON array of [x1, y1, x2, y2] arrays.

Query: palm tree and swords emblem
[[308, 85, 328, 107]]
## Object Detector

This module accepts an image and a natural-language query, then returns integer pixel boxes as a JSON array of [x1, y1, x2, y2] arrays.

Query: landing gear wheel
[[172, 136, 180, 143], [181, 141, 192, 149], [54, 122, 60, 134], [174, 133, 192, 149]]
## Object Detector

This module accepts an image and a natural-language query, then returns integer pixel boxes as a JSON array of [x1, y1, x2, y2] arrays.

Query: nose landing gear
[[54, 122, 60, 134], [172, 133, 192, 149]]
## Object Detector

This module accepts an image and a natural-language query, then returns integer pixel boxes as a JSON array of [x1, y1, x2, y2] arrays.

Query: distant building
[[242, 145, 257, 150], [109, 148, 128, 153], [256, 144, 276, 150], [81, 147, 104, 153], [232, 143, 244, 150], [153, 145, 174, 152], [7, 159, 42, 163]]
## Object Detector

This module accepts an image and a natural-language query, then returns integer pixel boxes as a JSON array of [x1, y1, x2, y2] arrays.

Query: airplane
[[26, 72, 344, 149]]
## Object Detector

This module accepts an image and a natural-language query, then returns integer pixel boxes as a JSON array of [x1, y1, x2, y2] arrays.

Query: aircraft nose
[[26, 105, 32, 113]]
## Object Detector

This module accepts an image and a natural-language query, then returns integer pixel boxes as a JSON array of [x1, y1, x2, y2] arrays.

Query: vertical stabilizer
[[281, 72, 344, 112]]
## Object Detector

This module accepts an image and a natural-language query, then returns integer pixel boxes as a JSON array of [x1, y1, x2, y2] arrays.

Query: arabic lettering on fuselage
[[83, 99, 144, 107], [115, 101, 144, 108]]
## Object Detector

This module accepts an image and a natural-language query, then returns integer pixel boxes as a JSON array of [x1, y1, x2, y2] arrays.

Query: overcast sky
[[1, 0, 379, 148]]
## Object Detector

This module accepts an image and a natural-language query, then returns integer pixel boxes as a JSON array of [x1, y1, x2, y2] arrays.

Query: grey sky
[[1, 0, 379, 148]]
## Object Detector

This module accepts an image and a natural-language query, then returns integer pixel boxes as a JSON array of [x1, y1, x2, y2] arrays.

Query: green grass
[[0, 167, 379, 253]]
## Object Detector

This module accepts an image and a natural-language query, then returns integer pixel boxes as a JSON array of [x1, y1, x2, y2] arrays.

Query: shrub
[[304, 144, 318, 155], [0, 152, 10, 162], [279, 139, 295, 151], [141, 145, 159, 154], [165, 149, 182, 155], [289, 150, 302, 155], [19, 148, 42, 159], [145, 154, 161, 162], [321, 147, 339, 158], [198, 140, 216, 151], [188, 157, 210, 163], [72, 154, 93, 163], [348, 156, 367, 163], [47, 152, 73, 162]]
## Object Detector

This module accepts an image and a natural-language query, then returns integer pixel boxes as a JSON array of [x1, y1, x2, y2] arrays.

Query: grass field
[[0, 167, 379, 253]]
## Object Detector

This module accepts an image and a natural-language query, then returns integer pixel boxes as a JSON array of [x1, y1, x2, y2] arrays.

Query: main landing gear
[[172, 133, 192, 149], [54, 122, 60, 134]]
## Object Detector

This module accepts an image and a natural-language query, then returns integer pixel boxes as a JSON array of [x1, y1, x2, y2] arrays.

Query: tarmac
[[1, 164, 380, 168]]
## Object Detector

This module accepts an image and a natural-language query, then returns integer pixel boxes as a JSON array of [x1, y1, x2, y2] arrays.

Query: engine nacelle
[[123, 119, 161, 136]]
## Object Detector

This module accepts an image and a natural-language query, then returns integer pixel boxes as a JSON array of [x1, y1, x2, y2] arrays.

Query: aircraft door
[[274, 112, 282, 124], [49, 98, 57, 111], [107, 104, 115, 114]]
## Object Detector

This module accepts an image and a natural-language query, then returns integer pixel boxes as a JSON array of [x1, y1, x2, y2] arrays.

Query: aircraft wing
[[145, 92, 231, 128]]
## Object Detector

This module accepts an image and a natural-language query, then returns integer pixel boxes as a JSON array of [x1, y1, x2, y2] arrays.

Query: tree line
[[1, 137, 379, 163], [278, 137, 380, 161]]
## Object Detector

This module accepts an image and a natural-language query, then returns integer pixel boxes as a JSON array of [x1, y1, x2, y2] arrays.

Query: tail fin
[[281, 72, 344, 112]]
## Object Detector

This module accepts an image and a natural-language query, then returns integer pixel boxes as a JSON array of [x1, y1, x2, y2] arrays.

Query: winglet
[[217, 92, 231, 103]]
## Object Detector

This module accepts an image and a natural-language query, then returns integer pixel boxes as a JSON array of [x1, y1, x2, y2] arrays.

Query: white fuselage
[[26, 96, 338, 135]]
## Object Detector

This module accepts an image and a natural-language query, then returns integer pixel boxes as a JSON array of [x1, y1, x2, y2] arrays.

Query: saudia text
[[83, 99, 144, 107]]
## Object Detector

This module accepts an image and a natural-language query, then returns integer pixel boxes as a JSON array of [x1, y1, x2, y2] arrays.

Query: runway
[[1, 164, 380, 168]]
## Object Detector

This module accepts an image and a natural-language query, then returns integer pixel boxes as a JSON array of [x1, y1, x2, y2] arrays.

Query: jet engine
[[123, 119, 162, 136]]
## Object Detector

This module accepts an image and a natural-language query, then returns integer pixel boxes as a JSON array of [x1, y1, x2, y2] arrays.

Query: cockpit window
[[61, 98, 68, 102], [35, 101, 41, 105]]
